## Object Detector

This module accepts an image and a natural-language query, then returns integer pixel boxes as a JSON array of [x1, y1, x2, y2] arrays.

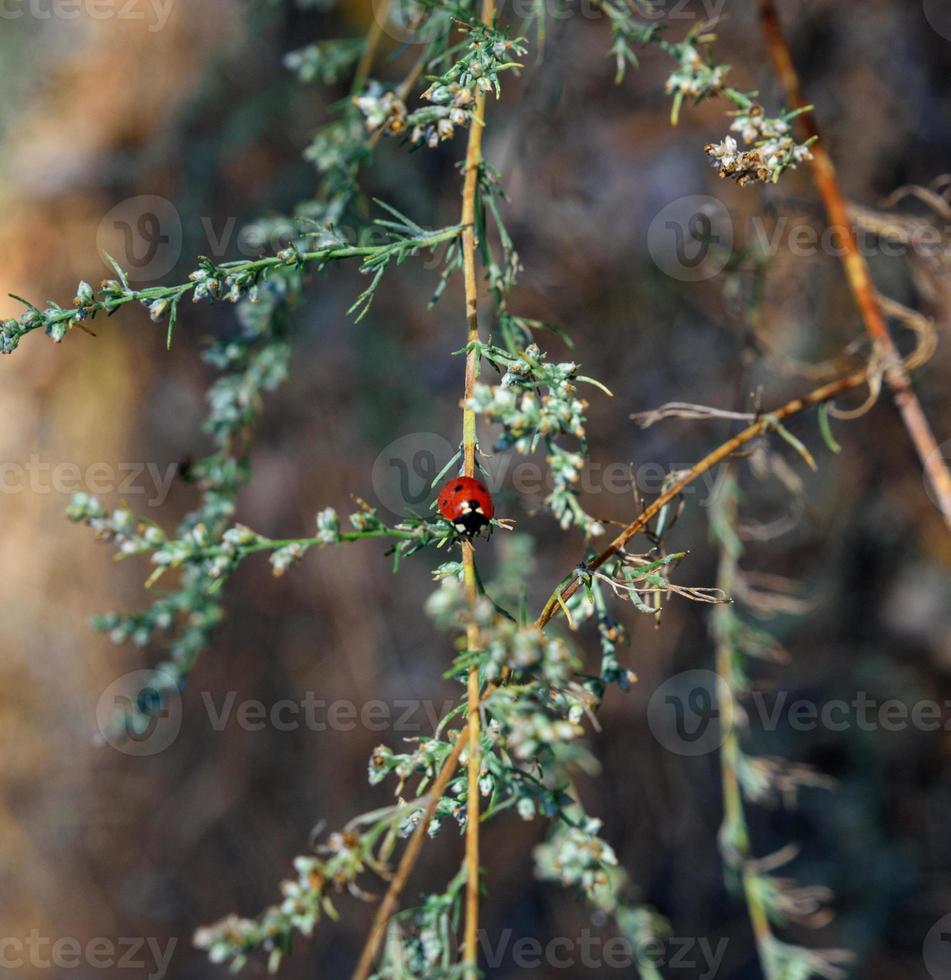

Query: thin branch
[[346, 13, 471, 971], [352, 5, 497, 974], [350, 669, 508, 979], [534, 367, 871, 630], [712, 469, 774, 970], [754, 0, 951, 529], [459, 0, 497, 972], [7, 224, 465, 351], [351, 0, 390, 96], [351, 732, 467, 980]]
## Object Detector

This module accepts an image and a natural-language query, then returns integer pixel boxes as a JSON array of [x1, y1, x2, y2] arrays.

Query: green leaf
[[166, 300, 179, 350], [771, 419, 818, 471], [818, 403, 842, 455]]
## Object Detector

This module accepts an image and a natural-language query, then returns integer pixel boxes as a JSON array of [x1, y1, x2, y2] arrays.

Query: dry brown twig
[[536, 295, 940, 631], [350, 733, 467, 980], [535, 366, 872, 630], [754, 0, 951, 529]]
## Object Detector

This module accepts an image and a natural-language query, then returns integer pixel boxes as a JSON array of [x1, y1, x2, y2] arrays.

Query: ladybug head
[[451, 503, 491, 537]]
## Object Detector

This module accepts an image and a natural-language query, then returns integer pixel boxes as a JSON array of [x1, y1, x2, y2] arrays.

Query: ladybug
[[437, 475, 495, 537]]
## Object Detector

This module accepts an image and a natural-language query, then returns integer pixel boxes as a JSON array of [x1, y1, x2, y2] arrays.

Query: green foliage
[[355, 24, 526, 147], [592, 4, 815, 183], [711, 472, 848, 979], [466, 341, 606, 536], [4, 1, 848, 978], [284, 39, 365, 85]]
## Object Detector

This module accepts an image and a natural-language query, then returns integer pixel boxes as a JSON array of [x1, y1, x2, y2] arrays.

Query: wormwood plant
[[4, 1, 945, 978]]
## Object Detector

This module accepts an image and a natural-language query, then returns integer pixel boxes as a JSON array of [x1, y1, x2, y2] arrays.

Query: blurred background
[[2, 0, 951, 976]]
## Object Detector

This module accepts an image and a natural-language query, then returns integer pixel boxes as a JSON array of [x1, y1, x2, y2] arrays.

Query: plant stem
[[351, 0, 390, 96], [534, 367, 871, 630], [754, 0, 951, 530], [713, 471, 775, 973], [351, 732, 467, 980], [196, 527, 424, 558], [352, 6, 495, 972], [459, 0, 496, 971], [15, 226, 465, 345], [462, 635, 481, 974]]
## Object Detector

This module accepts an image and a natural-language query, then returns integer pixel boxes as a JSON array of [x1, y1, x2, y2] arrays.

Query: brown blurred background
[[2, 0, 951, 977]]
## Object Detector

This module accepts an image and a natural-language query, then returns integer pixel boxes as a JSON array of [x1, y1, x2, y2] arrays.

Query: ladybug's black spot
[[454, 484, 463, 492]]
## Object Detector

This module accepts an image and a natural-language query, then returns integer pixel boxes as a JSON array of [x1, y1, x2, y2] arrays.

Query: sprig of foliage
[[534, 805, 667, 980], [1, 218, 463, 355], [710, 471, 850, 980], [21, 46, 464, 736], [59, 262, 303, 727], [66, 491, 460, 740], [466, 341, 607, 536], [370, 863, 472, 978], [355, 24, 526, 147], [592, 6, 815, 184], [195, 816, 413, 973], [66, 496, 450, 585], [284, 38, 365, 85], [195, 536, 700, 973]]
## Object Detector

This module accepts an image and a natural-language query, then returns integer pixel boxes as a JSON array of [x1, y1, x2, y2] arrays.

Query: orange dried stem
[[459, 0, 496, 973], [755, 0, 951, 528], [534, 367, 871, 630], [350, 732, 467, 980]]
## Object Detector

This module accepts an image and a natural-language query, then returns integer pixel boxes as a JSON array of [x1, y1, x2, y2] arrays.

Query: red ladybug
[[437, 475, 495, 537]]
